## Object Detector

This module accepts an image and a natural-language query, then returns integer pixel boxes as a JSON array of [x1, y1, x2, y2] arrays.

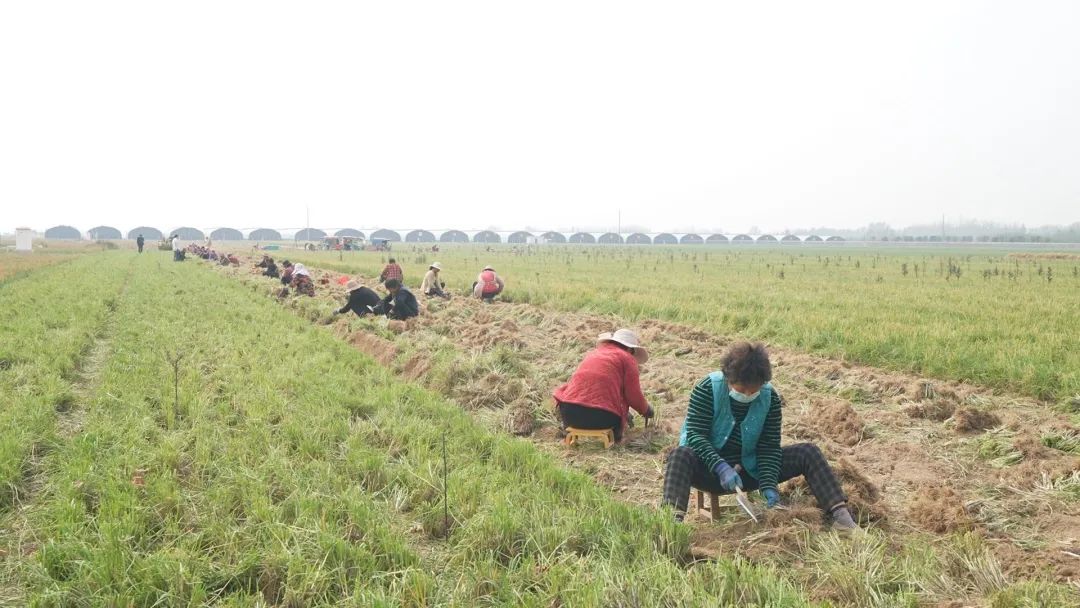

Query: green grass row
[[0, 255, 130, 510], [284, 246, 1080, 403], [3, 253, 816, 606]]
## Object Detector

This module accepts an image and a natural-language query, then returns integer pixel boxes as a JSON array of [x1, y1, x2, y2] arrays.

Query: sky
[[2, 1, 1079, 236]]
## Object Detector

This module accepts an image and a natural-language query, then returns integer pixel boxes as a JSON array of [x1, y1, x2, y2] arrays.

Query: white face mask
[[729, 389, 760, 403]]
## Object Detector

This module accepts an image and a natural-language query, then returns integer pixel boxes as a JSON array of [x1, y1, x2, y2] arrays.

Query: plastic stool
[[563, 427, 615, 449]]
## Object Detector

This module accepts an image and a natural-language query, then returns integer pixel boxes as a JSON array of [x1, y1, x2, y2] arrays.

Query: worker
[[472, 265, 504, 302], [661, 341, 857, 531], [333, 280, 381, 318], [279, 260, 294, 286], [256, 255, 279, 278], [289, 263, 315, 297], [379, 258, 403, 283], [552, 329, 654, 443], [136, 234, 145, 253], [377, 278, 419, 320], [420, 262, 449, 299], [171, 234, 181, 261]]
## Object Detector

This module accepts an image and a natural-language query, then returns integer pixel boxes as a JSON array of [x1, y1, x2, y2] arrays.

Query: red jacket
[[552, 343, 649, 429]]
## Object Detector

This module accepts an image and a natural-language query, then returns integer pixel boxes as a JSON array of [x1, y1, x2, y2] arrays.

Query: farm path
[[215, 256, 1080, 587]]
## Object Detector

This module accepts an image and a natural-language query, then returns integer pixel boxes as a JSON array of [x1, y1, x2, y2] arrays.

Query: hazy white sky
[[2, 1, 1078, 235]]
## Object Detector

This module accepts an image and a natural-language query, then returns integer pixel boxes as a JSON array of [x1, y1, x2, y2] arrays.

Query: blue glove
[[762, 488, 781, 508], [712, 461, 743, 492]]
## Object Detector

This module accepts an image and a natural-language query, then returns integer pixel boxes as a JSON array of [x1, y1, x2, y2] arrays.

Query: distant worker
[[661, 341, 858, 530], [171, 234, 182, 262], [552, 329, 654, 443], [377, 278, 419, 320], [136, 234, 145, 253], [256, 255, 279, 278], [420, 262, 449, 299], [379, 257, 403, 283], [472, 265, 504, 302], [279, 260, 294, 286], [283, 263, 315, 297], [334, 280, 381, 318]]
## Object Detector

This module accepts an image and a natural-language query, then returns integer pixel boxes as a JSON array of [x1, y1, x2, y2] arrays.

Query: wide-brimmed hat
[[345, 279, 363, 292], [483, 265, 494, 271], [597, 328, 649, 364], [430, 262, 442, 270]]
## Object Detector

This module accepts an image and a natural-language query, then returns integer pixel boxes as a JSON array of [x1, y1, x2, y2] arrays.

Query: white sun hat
[[430, 262, 442, 270], [597, 328, 649, 364], [482, 265, 494, 271]]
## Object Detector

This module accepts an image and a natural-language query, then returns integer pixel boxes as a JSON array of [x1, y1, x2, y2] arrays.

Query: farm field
[[1, 248, 1078, 606], [0, 252, 79, 282], [282, 245, 1080, 403]]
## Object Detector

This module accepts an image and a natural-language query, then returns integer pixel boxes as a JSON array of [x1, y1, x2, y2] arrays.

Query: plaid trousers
[[661, 443, 847, 514]]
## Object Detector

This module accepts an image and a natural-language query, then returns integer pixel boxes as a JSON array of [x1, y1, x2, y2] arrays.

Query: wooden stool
[[696, 489, 722, 522], [563, 427, 615, 449]]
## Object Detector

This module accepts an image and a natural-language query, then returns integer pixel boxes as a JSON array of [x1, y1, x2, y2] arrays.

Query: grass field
[[2, 249, 1077, 606], [283, 245, 1080, 403]]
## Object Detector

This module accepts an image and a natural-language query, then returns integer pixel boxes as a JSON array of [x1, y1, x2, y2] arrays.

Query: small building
[[171, 227, 205, 240], [406, 230, 436, 242], [598, 232, 624, 244], [540, 231, 567, 243], [248, 228, 283, 241], [653, 233, 677, 245], [128, 226, 163, 240], [439, 230, 469, 243], [16, 227, 33, 251], [626, 233, 651, 245], [44, 225, 81, 240], [370, 229, 402, 242], [294, 228, 327, 241], [87, 225, 122, 240], [210, 227, 244, 241], [472, 230, 501, 243], [569, 232, 595, 244]]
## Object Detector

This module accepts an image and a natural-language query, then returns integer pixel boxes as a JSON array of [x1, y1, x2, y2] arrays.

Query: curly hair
[[720, 341, 772, 386]]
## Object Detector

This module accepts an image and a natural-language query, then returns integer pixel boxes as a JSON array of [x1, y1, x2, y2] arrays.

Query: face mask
[[729, 389, 760, 403]]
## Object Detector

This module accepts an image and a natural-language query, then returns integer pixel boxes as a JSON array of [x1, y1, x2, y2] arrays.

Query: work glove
[[712, 461, 743, 492], [643, 406, 655, 419], [762, 488, 781, 509]]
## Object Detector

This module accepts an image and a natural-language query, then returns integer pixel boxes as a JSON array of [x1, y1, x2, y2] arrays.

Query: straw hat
[[345, 279, 363, 292], [597, 328, 649, 364], [430, 262, 442, 270], [483, 265, 494, 271]]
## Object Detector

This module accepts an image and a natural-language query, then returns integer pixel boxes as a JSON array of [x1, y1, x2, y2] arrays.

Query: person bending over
[[552, 329, 654, 442]]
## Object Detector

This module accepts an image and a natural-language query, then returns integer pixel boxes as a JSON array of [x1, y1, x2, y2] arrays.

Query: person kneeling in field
[[279, 263, 315, 297], [661, 341, 857, 530], [420, 262, 449, 299], [472, 265, 504, 302], [333, 280, 380, 318], [376, 278, 419, 320], [552, 329, 655, 442]]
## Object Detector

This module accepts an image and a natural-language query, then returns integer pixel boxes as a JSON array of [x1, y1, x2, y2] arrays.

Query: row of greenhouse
[[39, 225, 848, 244]]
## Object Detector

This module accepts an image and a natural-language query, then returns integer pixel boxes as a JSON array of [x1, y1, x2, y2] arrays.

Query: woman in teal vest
[[661, 341, 857, 530]]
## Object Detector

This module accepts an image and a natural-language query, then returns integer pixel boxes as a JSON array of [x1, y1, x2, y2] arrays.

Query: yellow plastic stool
[[563, 427, 615, 449], [695, 489, 722, 521]]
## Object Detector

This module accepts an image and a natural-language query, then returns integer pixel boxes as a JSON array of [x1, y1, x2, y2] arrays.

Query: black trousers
[[661, 444, 847, 514], [557, 402, 623, 442]]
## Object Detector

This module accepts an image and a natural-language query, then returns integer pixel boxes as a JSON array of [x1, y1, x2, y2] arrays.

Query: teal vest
[[679, 371, 772, 480]]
